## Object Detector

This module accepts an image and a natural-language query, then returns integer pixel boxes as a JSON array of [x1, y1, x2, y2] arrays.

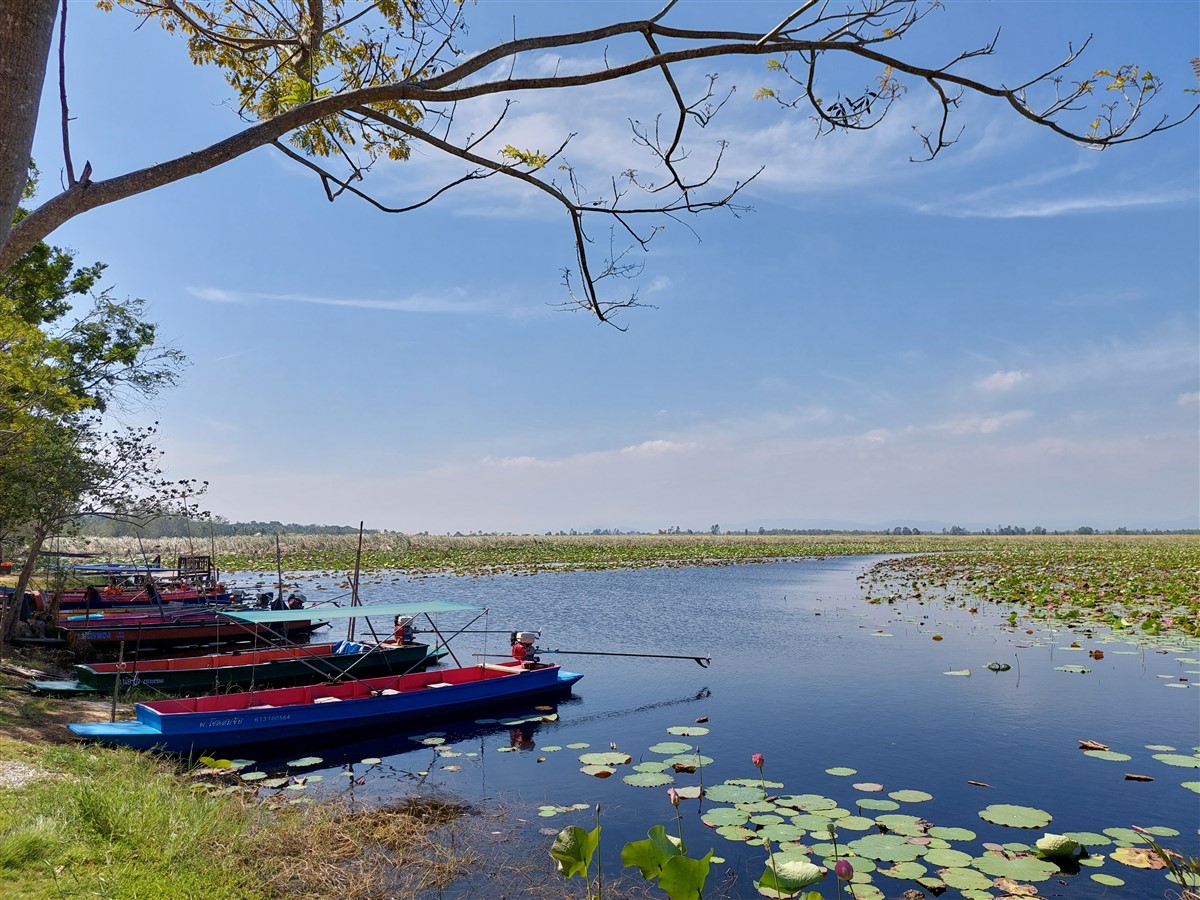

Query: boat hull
[[63, 618, 326, 650], [69, 662, 583, 754], [30, 642, 447, 694]]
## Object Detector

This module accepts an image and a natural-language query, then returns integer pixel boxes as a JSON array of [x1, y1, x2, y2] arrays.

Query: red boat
[[62, 609, 327, 650], [39, 556, 232, 614]]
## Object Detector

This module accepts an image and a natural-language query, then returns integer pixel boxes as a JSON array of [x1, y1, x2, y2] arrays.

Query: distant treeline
[[73, 516, 374, 538]]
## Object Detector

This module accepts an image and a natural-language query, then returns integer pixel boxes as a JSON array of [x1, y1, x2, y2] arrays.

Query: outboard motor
[[393, 615, 415, 643], [510, 631, 540, 669], [255, 591, 273, 609]]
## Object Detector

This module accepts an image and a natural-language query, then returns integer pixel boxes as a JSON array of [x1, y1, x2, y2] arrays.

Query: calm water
[[236, 556, 1200, 899]]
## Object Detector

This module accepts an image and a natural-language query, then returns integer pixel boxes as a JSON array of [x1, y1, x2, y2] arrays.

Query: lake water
[[236, 556, 1200, 899]]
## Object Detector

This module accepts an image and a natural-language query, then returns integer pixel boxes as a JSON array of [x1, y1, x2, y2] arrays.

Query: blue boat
[[68, 601, 583, 754]]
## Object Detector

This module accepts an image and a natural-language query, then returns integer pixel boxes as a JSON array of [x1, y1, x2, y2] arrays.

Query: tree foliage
[[0, 1, 1194, 325], [0, 191, 198, 643]]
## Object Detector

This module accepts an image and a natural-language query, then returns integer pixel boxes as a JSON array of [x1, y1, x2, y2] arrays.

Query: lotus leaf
[[1103, 827, 1144, 843], [1090, 873, 1125, 886], [1035, 833, 1080, 858], [1182, 781, 1200, 793], [578, 751, 631, 766], [634, 761, 672, 773], [1153, 753, 1200, 767], [1145, 744, 1177, 751], [916, 875, 946, 891], [666, 725, 709, 736], [923, 848, 973, 868], [790, 814, 834, 832], [540, 745, 562, 752], [701, 807, 751, 828], [705, 784, 765, 804], [857, 798, 900, 812], [285, 782, 308, 791], [836, 815, 876, 831], [496, 746, 516, 753], [260, 777, 289, 789], [756, 857, 826, 897], [1054, 665, 1091, 674], [360, 757, 382, 765], [622, 772, 674, 788], [664, 752, 714, 768], [874, 814, 926, 836], [826, 807, 853, 820], [1110, 846, 1166, 869], [888, 789, 933, 803], [551, 823, 600, 879], [715, 825, 759, 842], [1084, 749, 1132, 761], [727, 777, 786, 788], [846, 833, 925, 862], [760, 823, 806, 843], [285, 756, 324, 767], [928, 826, 977, 841], [849, 886, 884, 900], [674, 785, 703, 800], [778, 794, 838, 811], [239, 771, 267, 781], [566, 742, 590, 749], [736, 801, 780, 813], [936, 867, 992, 893], [1077, 854, 1106, 867], [853, 782, 884, 792], [978, 804, 1052, 828], [943, 669, 971, 676], [750, 813, 785, 827], [806, 842, 838, 857], [579, 765, 615, 777], [1166, 870, 1200, 887], [825, 766, 857, 776], [971, 852, 1058, 881], [878, 861, 927, 879], [1063, 831, 1110, 846], [648, 741, 694, 755], [1142, 825, 1180, 837]]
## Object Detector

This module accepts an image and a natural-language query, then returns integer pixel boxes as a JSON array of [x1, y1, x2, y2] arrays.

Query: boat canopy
[[221, 600, 483, 624]]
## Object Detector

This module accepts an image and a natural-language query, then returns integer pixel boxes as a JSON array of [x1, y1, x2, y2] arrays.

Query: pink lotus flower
[[834, 859, 854, 881], [752, 753, 765, 769], [667, 787, 681, 807]]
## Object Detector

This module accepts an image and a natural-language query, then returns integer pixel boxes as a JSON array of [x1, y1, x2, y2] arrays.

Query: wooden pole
[[347, 522, 364, 642]]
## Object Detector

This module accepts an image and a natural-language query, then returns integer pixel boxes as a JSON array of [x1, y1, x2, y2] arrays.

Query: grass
[[0, 736, 483, 899]]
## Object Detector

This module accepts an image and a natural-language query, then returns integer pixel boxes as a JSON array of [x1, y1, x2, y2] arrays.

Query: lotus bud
[[667, 787, 681, 807], [834, 859, 854, 881], [752, 753, 765, 769]]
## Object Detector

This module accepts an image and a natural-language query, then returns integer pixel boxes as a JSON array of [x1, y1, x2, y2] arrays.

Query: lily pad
[[648, 741, 694, 755], [579, 765, 616, 777], [878, 860, 927, 879], [285, 756, 323, 767], [943, 669, 971, 676], [777, 794, 838, 811], [1054, 665, 1091, 674], [622, 772, 674, 788], [665, 725, 709, 736], [360, 757, 382, 765], [759, 823, 807, 843], [888, 789, 933, 803], [856, 798, 900, 812], [663, 752, 714, 769], [927, 826, 976, 842], [566, 742, 590, 749], [1153, 753, 1200, 768], [1084, 749, 1133, 761], [705, 784, 766, 804], [825, 766, 857, 776], [971, 852, 1059, 881], [578, 751, 631, 766], [239, 771, 267, 781], [835, 815, 876, 831], [846, 833, 925, 862], [633, 761, 672, 773], [979, 804, 1052, 828], [701, 807, 751, 827], [1062, 831, 1111, 846], [1182, 781, 1200, 793], [1111, 846, 1167, 869], [853, 782, 884, 792], [923, 847, 973, 868], [1091, 873, 1126, 886]]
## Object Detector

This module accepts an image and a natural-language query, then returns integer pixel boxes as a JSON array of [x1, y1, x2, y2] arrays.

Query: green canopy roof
[[221, 600, 483, 624]]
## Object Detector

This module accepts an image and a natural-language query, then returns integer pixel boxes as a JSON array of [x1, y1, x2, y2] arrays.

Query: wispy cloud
[[935, 190, 1192, 220], [927, 410, 1034, 436], [188, 287, 489, 314], [1178, 391, 1200, 407], [975, 370, 1030, 392]]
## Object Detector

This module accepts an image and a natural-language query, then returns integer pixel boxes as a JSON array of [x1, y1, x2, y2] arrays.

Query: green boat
[[29, 638, 445, 694]]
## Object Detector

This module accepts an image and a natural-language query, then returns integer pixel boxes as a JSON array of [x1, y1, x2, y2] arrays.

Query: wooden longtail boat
[[61, 610, 327, 650], [41, 557, 231, 613], [69, 661, 582, 753], [29, 640, 447, 694], [68, 601, 584, 754]]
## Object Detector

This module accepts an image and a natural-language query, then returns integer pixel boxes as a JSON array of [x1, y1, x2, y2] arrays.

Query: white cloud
[[188, 287, 489, 314], [1178, 391, 1200, 407], [189, 287, 242, 303], [929, 410, 1033, 436], [975, 370, 1030, 392]]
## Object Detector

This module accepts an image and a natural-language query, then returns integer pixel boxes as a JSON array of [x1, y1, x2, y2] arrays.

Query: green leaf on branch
[[550, 824, 600, 880]]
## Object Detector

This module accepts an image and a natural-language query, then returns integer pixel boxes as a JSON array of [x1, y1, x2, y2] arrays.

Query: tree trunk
[[0, 524, 47, 654], [0, 2, 57, 248]]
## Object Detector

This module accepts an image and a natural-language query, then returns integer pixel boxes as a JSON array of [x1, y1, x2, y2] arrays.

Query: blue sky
[[27, 1, 1199, 533]]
